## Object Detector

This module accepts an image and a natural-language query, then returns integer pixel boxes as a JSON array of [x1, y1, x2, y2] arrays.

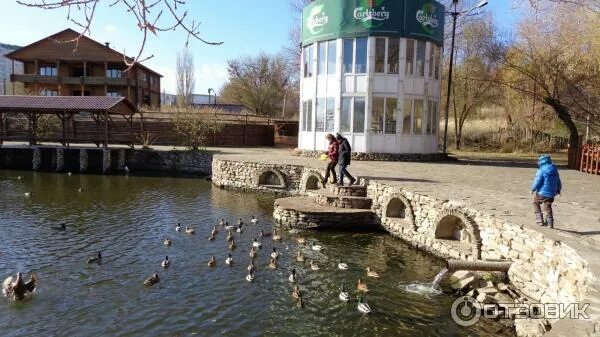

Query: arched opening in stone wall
[[386, 198, 407, 218], [258, 170, 285, 187], [435, 215, 474, 245], [305, 175, 320, 191]]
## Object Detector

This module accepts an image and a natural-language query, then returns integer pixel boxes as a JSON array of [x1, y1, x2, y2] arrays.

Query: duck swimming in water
[[366, 267, 380, 278], [246, 269, 255, 282], [309, 260, 319, 271], [24, 192, 31, 197], [208, 256, 216, 267], [87, 252, 102, 264], [292, 284, 302, 300], [226, 230, 234, 242], [297, 236, 306, 245], [296, 251, 304, 262], [249, 247, 257, 259], [357, 278, 369, 292], [251, 216, 258, 224], [228, 239, 236, 250], [175, 223, 182, 232], [247, 261, 255, 272], [2, 272, 37, 300], [163, 238, 172, 246], [185, 226, 195, 235], [143, 273, 159, 286], [207, 234, 215, 241], [339, 284, 350, 302], [252, 238, 262, 249], [272, 229, 281, 241], [337, 259, 349, 270], [161, 256, 170, 268], [270, 248, 279, 259], [288, 268, 297, 283], [267, 257, 277, 270], [219, 218, 226, 226], [225, 222, 235, 230], [357, 296, 371, 314], [260, 230, 271, 238], [211, 225, 218, 236], [225, 253, 233, 266], [310, 242, 323, 251], [51, 223, 67, 231]]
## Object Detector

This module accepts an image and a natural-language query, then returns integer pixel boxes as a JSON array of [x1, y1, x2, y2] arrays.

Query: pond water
[[0, 171, 514, 337]]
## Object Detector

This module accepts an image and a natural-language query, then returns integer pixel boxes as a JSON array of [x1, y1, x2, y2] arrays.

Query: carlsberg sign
[[302, 0, 444, 46]]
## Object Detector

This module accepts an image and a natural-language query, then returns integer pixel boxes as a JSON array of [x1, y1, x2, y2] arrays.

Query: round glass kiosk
[[298, 0, 445, 155]]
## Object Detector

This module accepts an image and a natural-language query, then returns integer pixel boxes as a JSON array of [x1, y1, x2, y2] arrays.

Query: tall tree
[[220, 54, 292, 117], [176, 48, 195, 108]]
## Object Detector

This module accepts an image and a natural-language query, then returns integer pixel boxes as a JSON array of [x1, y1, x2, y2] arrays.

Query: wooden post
[[56, 60, 61, 94], [244, 113, 248, 146], [11, 60, 15, 95], [60, 112, 66, 146], [81, 61, 87, 95], [0, 111, 4, 145], [104, 110, 109, 148]]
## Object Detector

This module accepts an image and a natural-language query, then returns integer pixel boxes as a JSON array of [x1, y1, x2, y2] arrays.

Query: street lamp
[[442, 0, 488, 154], [207, 88, 216, 105]]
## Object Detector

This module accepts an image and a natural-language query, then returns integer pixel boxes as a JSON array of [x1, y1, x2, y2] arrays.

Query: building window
[[405, 40, 415, 76], [416, 40, 426, 77], [302, 100, 313, 131], [429, 44, 435, 79], [413, 99, 424, 134], [433, 45, 441, 79], [316, 98, 326, 132], [353, 97, 366, 133], [143, 73, 148, 83], [341, 97, 352, 132], [372, 97, 397, 134], [318, 42, 326, 75], [107, 91, 121, 97], [327, 40, 337, 75], [388, 39, 400, 74], [403, 99, 412, 134], [40, 89, 58, 96], [106, 69, 122, 78], [39, 66, 57, 76], [150, 76, 155, 86], [355, 38, 367, 74], [303, 45, 313, 78], [427, 100, 439, 134], [375, 38, 386, 73], [326, 98, 335, 132], [343, 39, 353, 74]]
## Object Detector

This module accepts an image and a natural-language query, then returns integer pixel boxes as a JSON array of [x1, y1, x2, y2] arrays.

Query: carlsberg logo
[[416, 4, 439, 33], [307, 4, 329, 34], [354, 7, 390, 22]]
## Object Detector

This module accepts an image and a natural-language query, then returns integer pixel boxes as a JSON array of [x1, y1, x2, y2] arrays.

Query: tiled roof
[[0, 95, 136, 114]]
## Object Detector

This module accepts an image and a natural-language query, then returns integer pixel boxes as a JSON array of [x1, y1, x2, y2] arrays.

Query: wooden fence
[[579, 144, 600, 175]]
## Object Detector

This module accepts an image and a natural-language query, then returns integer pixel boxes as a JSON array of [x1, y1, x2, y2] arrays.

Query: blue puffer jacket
[[531, 155, 562, 198]]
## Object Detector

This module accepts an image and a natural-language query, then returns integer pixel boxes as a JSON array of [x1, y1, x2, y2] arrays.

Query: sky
[[0, 0, 521, 95]]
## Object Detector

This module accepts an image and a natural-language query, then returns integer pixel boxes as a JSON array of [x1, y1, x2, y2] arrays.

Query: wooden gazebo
[[0, 96, 137, 147]]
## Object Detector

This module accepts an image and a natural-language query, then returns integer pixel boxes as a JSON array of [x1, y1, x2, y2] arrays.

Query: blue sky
[[1, 0, 520, 95]]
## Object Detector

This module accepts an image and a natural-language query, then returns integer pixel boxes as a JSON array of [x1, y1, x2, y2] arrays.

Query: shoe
[[321, 179, 327, 188], [538, 222, 547, 227], [349, 178, 357, 186]]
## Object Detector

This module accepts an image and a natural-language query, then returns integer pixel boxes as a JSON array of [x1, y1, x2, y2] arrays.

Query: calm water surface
[[0, 170, 513, 337]]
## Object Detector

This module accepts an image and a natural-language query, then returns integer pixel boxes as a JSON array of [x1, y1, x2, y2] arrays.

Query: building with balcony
[[6, 29, 162, 107], [299, 0, 445, 154]]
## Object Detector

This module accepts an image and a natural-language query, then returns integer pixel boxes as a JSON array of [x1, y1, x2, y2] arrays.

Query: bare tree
[[17, 0, 222, 69], [176, 47, 195, 108]]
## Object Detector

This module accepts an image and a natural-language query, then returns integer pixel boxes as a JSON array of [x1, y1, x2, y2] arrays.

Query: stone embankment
[[211, 158, 595, 337]]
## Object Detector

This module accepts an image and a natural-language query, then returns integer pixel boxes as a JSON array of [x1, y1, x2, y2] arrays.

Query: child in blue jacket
[[530, 155, 562, 228]]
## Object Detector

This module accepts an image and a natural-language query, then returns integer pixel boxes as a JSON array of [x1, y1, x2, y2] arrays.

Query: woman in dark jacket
[[336, 133, 355, 186], [322, 134, 338, 187]]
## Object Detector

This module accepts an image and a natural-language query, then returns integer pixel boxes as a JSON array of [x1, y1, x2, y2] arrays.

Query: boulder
[[514, 319, 546, 337]]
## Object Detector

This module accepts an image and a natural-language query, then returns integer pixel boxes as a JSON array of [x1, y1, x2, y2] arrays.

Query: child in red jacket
[[322, 134, 338, 187]]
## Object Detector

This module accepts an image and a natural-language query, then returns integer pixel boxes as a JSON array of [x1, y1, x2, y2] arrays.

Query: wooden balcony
[[10, 74, 133, 86]]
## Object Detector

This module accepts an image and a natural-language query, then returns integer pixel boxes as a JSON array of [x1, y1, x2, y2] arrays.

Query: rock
[[514, 319, 546, 337], [451, 275, 476, 290]]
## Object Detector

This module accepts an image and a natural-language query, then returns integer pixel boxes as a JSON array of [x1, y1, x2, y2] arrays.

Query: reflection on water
[[0, 170, 514, 337]]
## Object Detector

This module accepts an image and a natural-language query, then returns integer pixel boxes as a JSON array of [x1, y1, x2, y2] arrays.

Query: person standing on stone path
[[530, 154, 562, 228], [321, 134, 339, 187], [336, 133, 356, 186]]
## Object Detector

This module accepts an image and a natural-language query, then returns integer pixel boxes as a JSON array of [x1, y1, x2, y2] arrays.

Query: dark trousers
[[323, 161, 337, 182], [533, 193, 554, 225], [338, 163, 354, 185]]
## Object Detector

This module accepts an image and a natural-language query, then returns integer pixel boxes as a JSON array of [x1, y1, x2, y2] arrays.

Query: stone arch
[[381, 193, 416, 231], [434, 209, 482, 259], [256, 168, 287, 188], [300, 169, 324, 193]]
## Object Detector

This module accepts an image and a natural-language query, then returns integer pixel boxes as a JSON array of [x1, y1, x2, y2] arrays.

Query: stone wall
[[293, 149, 448, 162]]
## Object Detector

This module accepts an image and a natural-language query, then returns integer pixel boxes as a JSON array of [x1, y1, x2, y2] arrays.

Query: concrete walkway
[[211, 147, 600, 336]]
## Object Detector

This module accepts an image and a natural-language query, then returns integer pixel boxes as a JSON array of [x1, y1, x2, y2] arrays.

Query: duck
[[251, 216, 258, 224], [24, 192, 31, 197], [237, 218, 244, 226], [124, 165, 130, 174], [219, 218, 226, 226], [292, 285, 302, 300], [16, 176, 22, 180], [211, 225, 218, 236], [357, 296, 371, 314], [288, 269, 297, 283], [67, 172, 72, 176], [225, 253, 233, 266], [252, 238, 262, 249], [247, 261, 255, 272], [339, 284, 350, 302], [288, 229, 300, 234], [51, 223, 67, 231], [297, 236, 306, 245], [185, 226, 195, 235], [246, 270, 255, 282], [337, 259, 349, 270], [228, 239, 236, 250], [272, 229, 282, 241], [296, 251, 305, 262], [78, 187, 84, 193], [87, 252, 102, 264], [161, 256, 170, 268], [366, 267, 380, 278], [310, 260, 319, 271], [226, 230, 234, 242], [225, 222, 235, 230], [163, 238, 172, 246], [270, 248, 279, 259], [268, 257, 277, 270], [143, 273, 159, 286], [310, 242, 323, 251], [236, 225, 243, 233], [297, 296, 304, 308], [175, 223, 182, 232], [208, 256, 216, 267], [260, 230, 271, 238], [2, 272, 37, 300], [357, 278, 369, 292], [249, 247, 257, 259]]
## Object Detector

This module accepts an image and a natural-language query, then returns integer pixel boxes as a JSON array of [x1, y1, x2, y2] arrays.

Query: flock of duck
[[2, 210, 380, 314]]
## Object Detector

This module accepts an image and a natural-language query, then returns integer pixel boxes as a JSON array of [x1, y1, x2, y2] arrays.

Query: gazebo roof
[[0, 96, 137, 115]]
